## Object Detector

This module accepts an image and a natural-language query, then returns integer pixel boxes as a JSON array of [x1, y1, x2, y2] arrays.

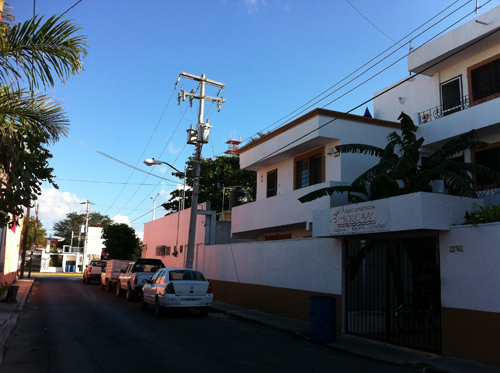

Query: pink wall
[[142, 203, 210, 268]]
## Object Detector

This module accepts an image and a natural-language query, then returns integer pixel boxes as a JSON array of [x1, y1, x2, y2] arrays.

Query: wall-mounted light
[[398, 96, 405, 105]]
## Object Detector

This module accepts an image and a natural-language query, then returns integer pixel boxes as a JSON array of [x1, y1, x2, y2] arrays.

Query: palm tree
[[299, 112, 500, 203], [0, 6, 88, 226]]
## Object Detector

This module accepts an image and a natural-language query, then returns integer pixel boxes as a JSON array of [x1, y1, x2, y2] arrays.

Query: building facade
[[143, 6, 500, 366]]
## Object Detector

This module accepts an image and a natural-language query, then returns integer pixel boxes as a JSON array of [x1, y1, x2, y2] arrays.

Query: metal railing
[[417, 92, 500, 125]]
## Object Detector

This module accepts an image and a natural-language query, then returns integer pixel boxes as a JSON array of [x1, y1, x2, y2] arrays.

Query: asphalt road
[[1, 275, 418, 373]]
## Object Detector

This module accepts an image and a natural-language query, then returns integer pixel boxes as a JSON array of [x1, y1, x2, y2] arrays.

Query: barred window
[[156, 245, 166, 256], [469, 55, 500, 102], [294, 148, 324, 189]]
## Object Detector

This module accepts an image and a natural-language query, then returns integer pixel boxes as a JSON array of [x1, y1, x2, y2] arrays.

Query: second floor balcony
[[418, 92, 500, 125]]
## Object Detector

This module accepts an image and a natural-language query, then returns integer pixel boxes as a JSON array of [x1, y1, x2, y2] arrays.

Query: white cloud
[[36, 187, 84, 232], [112, 214, 131, 226], [112, 214, 143, 242]]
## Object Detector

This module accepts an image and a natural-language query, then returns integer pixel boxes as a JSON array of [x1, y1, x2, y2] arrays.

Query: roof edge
[[237, 108, 399, 154]]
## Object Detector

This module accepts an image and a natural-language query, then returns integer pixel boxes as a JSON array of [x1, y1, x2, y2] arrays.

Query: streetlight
[[150, 193, 160, 220], [144, 159, 186, 211]]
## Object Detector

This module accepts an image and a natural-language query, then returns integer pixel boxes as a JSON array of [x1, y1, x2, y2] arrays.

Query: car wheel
[[106, 280, 113, 293], [86, 277, 91, 285], [199, 307, 209, 317], [116, 282, 124, 297], [141, 296, 149, 310], [126, 285, 135, 302], [100, 282, 105, 290], [83, 277, 86, 284], [154, 297, 163, 317]]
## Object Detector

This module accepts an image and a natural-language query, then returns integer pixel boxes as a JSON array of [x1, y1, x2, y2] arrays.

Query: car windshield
[[169, 270, 206, 281]]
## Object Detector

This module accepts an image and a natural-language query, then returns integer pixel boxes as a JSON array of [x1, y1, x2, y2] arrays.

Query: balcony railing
[[476, 182, 500, 197], [417, 92, 500, 125]]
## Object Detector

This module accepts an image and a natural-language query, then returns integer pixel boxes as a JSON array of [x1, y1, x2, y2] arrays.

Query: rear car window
[[91, 261, 106, 267], [168, 270, 206, 281]]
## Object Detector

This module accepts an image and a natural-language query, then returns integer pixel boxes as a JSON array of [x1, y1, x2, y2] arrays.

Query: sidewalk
[[0, 278, 499, 372], [0, 277, 34, 366], [210, 301, 500, 373]]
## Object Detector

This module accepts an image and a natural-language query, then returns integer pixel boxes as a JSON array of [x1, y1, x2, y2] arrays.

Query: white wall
[[232, 181, 345, 235], [374, 74, 437, 124], [200, 237, 342, 294], [312, 192, 481, 237], [87, 227, 104, 256], [440, 223, 500, 313]]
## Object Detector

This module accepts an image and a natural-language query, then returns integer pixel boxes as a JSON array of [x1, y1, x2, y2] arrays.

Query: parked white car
[[142, 268, 213, 317]]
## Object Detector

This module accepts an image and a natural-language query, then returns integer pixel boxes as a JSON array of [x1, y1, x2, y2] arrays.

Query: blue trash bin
[[65, 265, 70, 273], [309, 296, 336, 342], [71, 265, 76, 272]]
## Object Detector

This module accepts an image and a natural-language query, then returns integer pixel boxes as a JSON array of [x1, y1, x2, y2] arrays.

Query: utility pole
[[177, 72, 225, 269], [19, 206, 30, 279], [81, 200, 91, 268], [28, 203, 39, 278]]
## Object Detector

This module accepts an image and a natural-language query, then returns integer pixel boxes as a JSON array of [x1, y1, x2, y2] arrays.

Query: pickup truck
[[116, 258, 165, 301], [83, 259, 107, 284], [100, 259, 129, 293]]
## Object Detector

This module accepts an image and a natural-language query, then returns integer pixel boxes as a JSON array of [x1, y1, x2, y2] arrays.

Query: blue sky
[[12, 0, 499, 237]]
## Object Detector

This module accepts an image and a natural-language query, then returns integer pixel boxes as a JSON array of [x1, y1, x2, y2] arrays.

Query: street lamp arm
[[144, 158, 183, 174]]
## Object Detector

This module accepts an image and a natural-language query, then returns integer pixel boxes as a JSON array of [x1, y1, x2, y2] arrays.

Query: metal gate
[[345, 237, 441, 353]]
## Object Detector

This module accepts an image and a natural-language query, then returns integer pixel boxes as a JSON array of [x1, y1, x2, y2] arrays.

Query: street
[[1, 275, 418, 373]]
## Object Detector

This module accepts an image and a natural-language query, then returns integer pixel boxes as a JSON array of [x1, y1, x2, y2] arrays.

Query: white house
[[143, 6, 500, 367]]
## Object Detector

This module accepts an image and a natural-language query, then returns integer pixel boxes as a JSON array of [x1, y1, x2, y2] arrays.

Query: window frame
[[440, 75, 462, 116], [467, 53, 500, 105], [266, 169, 278, 198], [293, 147, 325, 190], [472, 142, 500, 189]]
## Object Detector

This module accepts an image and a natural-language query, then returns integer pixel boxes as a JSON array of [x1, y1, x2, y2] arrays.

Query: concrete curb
[[209, 301, 500, 373]]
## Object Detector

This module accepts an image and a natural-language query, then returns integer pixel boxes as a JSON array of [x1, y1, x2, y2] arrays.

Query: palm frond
[[298, 185, 355, 203], [0, 86, 69, 143], [2, 15, 88, 89], [336, 143, 384, 157]]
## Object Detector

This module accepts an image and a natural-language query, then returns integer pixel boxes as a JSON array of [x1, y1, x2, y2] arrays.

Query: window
[[267, 169, 277, 197], [150, 270, 162, 283], [156, 245, 166, 256], [294, 148, 324, 189], [469, 55, 500, 103], [155, 246, 171, 256], [441, 76, 462, 116], [473, 146, 500, 187]]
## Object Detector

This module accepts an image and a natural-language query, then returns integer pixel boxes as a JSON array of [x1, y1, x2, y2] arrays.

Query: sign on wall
[[330, 201, 390, 235]]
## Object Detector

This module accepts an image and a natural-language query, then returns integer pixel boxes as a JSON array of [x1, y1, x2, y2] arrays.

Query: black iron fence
[[345, 237, 441, 353], [417, 92, 500, 125]]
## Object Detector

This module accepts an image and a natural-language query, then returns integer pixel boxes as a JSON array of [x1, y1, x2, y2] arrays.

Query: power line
[[55, 178, 164, 186], [67, 135, 179, 184], [235, 0, 470, 148], [61, 0, 83, 17], [216, 0, 493, 186], [345, 0, 399, 44], [104, 83, 179, 215]]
